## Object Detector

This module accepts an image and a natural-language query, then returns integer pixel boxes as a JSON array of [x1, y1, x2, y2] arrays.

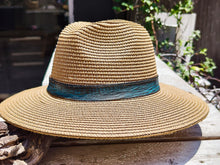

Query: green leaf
[[145, 8, 150, 13], [121, 2, 127, 6], [199, 48, 207, 55], [150, 6, 154, 10], [191, 66, 201, 72], [112, 6, 122, 12], [188, 61, 194, 65], [145, 16, 153, 22], [142, 0, 152, 6], [192, 30, 201, 39], [121, 2, 134, 11], [167, 61, 174, 69], [129, 5, 134, 10]]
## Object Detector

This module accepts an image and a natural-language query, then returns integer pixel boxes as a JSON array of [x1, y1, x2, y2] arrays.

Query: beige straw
[[0, 20, 209, 139]]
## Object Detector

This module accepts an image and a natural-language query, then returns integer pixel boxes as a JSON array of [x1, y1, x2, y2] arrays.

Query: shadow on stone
[[41, 124, 202, 165]]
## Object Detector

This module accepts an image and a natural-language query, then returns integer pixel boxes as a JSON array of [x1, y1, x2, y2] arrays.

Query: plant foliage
[[113, 0, 217, 88]]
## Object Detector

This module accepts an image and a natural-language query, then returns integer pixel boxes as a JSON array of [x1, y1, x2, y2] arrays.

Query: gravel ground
[[197, 87, 220, 110]]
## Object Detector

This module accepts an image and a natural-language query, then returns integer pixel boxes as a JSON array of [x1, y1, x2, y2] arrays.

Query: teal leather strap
[[47, 77, 160, 101]]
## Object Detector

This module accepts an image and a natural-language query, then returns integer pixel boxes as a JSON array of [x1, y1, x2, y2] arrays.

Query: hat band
[[47, 77, 160, 101]]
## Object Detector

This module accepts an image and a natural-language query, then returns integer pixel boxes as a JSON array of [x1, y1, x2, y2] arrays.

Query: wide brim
[[0, 83, 208, 139]]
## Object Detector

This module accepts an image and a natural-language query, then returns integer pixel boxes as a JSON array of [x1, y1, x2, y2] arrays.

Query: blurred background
[[0, 0, 219, 104], [0, 0, 68, 99]]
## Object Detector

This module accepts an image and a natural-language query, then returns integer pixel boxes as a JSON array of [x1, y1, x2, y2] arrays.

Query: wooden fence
[[194, 0, 220, 80]]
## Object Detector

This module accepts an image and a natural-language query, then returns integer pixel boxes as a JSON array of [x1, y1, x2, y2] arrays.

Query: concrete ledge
[[156, 57, 203, 98]]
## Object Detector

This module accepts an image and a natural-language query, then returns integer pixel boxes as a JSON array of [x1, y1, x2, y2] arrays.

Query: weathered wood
[[0, 122, 54, 165], [41, 139, 220, 165], [52, 136, 220, 148], [51, 123, 220, 147], [194, 0, 220, 80], [0, 122, 8, 137], [0, 135, 18, 149], [0, 143, 25, 161]]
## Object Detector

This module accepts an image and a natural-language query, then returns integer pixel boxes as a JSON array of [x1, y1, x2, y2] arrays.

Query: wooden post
[[68, 0, 74, 23]]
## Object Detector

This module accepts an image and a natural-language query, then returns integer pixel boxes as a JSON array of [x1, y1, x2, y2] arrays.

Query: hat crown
[[51, 20, 157, 85]]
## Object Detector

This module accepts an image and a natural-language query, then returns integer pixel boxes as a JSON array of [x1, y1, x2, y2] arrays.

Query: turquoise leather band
[[47, 77, 160, 101]]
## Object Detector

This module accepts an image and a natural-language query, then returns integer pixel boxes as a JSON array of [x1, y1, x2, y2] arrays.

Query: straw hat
[[0, 19, 208, 139]]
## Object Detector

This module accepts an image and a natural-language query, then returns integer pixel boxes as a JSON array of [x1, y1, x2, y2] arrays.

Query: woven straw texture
[[0, 20, 209, 139], [0, 84, 208, 139], [51, 19, 157, 85]]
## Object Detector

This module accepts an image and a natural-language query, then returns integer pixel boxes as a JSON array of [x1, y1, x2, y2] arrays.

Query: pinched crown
[[51, 20, 157, 85]]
